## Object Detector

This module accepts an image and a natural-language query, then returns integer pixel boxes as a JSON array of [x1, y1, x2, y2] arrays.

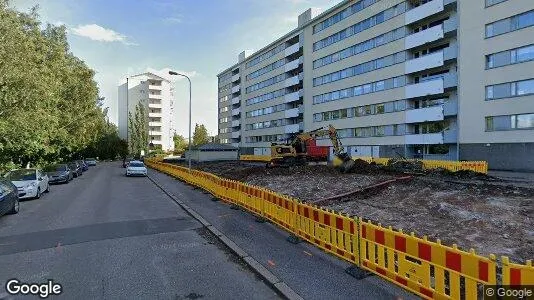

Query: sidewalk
[[489, 170, 534, 188], [149, 169, 417, 300]]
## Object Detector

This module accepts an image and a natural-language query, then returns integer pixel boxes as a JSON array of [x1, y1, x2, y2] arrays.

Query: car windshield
[[129, 163, 144, 168], [7, 169, 36, 181]]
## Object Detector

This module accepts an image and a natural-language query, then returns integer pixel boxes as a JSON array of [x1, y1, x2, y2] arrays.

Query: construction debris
[[170, 160, 534, 263]]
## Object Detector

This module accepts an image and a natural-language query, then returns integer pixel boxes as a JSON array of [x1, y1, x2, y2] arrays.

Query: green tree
[[128, 103, 148, 157], [173, 134, 187, 153], [192, 123, 209, 146], [0, 2, 108, 169]]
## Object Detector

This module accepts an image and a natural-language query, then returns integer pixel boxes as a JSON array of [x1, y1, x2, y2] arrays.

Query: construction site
[[168, 159, 534, 265]]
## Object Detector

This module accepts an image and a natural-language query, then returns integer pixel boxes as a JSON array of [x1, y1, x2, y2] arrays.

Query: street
[[0, 162, 278, 299]]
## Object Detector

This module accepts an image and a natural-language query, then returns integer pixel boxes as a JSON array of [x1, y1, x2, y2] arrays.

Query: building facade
[[217, 0, 534, 171], [118, 72, 177, 151]]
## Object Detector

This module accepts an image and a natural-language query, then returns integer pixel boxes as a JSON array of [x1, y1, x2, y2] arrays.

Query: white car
[[5, 168, 50, 199], [126, 161, 147, 177]]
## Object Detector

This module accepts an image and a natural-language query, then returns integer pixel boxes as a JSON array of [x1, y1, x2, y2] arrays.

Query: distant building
[[185, 143, 239, 162], [217, 0, 534, 171], [118, 72, 177, 151]]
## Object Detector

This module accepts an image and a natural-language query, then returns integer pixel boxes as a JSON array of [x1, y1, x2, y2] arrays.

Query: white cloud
[[163, 16, 183, 24], [71, 24, 136, 45]]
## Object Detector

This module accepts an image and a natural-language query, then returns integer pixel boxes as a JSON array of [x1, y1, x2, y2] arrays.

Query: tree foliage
[[173, 134, 187, 153], [128, 103, 149, 157], [0, 2, 123, 170], [192, 123, 209, 146]]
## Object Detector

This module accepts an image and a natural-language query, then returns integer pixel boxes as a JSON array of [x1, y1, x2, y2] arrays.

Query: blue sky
[[11, 0, 339, 137]]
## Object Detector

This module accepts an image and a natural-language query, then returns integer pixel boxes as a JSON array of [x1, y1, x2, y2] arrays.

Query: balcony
[[148, 102, 162, 109], [284, 124, 300, 134], [405, 73, 457, 99], [231, 120, 240, 127], [231, 131, 241, 139], [284, 90, 302, 103], [405, 133, 444, 145], [284, 58, 300, 72], [405, 46, 457, 74], [443, 99, 458, 116], [149, 84, 162, 90], [405, 16, 457, 50], [231, 74, 240, 83], [148, 112, 162, 118], [232, 96, 240, 105], [232, 108, 241, 116], [284, 75, 300, 87], [285, 108, 299, 118], [443, 129, 457, 143], [149, 121, 162, 127], [405, 0, 456, 25], [284, 43, 300, 57], [231, 85, 240, 94], [150, 140, 163, 145], [149, 93, 162, 100], [406, 106, 444, 123], [149, 131, 162, 136]]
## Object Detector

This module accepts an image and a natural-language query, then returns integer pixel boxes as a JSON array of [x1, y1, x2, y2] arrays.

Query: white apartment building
[[218, 0, 534, 171], [118, 72, 177, 151]]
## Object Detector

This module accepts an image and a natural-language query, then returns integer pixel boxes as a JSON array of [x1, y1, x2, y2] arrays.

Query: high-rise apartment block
[[217, 0, 534, 171]]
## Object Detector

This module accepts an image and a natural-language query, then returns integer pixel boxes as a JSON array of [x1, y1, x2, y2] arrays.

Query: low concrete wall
[[460, 143, 534, 172]]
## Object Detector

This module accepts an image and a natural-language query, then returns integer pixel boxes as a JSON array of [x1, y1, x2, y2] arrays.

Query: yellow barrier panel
[[145, 159, 532, 300], [294, 202, 359, 265], [351, 157, 489, 174], [502, 257, 534, 286], [359, 219, 496, 300], [239, 155, 271, 162]]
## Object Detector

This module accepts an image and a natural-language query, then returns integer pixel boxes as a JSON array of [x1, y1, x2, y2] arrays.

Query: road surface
[[0, 162, 278, 299]]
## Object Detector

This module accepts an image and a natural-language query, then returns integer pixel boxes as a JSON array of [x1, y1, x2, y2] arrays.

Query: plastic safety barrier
[[350, 157, 489, 174], [145, 159, 530, 300]]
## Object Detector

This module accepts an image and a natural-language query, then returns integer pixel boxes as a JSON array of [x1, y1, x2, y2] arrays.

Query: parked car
[[0, 178, 19, 216], [45, 164, 73, 184], [85, 158, 97, 166], [68, 161, 83, 177], [5, 168, 50, 200], [126, 161, 147, 177], [77, 160, 89, 172]]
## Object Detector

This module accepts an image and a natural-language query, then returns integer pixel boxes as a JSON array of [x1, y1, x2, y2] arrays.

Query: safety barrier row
[[239, 155, 271, 162], [351, 156, 489, 174], [145, 159, 531, 299]]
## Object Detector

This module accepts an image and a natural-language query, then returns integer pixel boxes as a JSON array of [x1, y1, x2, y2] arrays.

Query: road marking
[[303, 251, 313, 257], [0, 242, 15, 246], [267, 260, 275, 267]]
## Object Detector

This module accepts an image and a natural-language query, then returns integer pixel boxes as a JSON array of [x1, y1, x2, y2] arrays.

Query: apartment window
[[486, 10, 534, 38], [486, 78, 534, 99], [486, 114, 534, 131], [313, 2, 406, 51], [486, 0, 508, 6]]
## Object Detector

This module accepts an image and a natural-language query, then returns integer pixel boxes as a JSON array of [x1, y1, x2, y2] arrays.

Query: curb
[[147, 174, 304, 300]]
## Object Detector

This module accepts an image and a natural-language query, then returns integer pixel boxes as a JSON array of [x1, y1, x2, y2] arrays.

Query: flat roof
[[217, 0, 351, 77]]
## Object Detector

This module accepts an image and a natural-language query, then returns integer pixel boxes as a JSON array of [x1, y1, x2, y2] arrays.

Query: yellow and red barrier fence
[[146, 159, 529, 299], [350, 157, 489, 174]]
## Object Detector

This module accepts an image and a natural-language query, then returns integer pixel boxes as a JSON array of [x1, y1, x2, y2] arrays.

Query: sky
[[11, 0, 339, 137]]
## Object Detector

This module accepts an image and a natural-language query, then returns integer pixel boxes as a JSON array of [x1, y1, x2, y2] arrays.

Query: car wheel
[[45, 183, 50, 193], [35, 188, 41, 199], [8, 198, 19, 214]]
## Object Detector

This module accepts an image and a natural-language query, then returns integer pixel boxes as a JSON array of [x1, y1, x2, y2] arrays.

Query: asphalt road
[[0, 162, 279, 299], [149, 165, 418, 300]]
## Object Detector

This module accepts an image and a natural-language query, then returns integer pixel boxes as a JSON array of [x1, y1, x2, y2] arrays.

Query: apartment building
[[217, 0, 534, 171], [118, 72, 177, 151]]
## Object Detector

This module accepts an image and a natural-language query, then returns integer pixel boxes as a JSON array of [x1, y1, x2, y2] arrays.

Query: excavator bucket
[[341, 159, 356, 173]]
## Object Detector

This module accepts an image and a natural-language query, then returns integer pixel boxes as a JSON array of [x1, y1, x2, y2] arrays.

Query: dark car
[[77, 160, 89, 172], [85, 158, 97, 166], [122, 157, 134, 168], [45, 164, 73, 184], [68, 161, 83, 177], [0, 178, 19, 217]]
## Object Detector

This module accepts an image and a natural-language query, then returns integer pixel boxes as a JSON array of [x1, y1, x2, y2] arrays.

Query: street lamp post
[[126, 77, 129, 153], [168, 70, 192, 171]]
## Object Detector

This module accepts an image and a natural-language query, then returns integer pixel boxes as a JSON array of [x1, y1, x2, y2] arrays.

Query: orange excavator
[[267, 124, 356, 172]]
